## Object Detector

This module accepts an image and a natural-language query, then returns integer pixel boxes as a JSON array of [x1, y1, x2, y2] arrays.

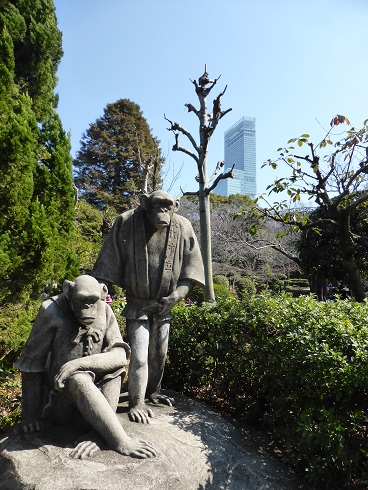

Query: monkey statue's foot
[[70, 430, 104, 459], [112, 436, 157, 459], [128, 403, 154, 424], [148, 392, 175, 406]]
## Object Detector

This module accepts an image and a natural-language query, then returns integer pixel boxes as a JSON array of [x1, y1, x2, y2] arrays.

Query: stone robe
[[92, 207, 205, 319], [15, 296, 128, 386], [15, 295, 129, 422]]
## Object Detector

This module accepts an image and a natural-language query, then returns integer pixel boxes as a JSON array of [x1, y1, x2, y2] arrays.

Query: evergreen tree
[[73, 98, 163, 214], [0, 0, 77, 304], [10, 0, 63, 120]]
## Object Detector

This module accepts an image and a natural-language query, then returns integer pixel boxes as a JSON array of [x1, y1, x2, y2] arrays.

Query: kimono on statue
[[92, 206, 205, 319]]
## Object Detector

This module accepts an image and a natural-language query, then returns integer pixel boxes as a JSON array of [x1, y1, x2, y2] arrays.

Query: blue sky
[[53, 0, 368, 199]]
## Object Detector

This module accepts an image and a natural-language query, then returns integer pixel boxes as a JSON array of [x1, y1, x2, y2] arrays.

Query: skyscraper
[[215, 116, 256, 197]]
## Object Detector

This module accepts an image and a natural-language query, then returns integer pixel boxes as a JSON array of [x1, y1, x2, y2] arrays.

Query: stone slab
[[0, 392, 309, 490]]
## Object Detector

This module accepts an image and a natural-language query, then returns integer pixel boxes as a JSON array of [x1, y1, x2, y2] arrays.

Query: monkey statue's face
[[140, 190, 179, 230], [150, 196, 176, 229], [70, 292, 100, 326], [63, 275, 108, 326]]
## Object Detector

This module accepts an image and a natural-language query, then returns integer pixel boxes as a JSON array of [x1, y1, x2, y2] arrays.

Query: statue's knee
[[67, 372, 93, 394], [130, 353, 148, 371]]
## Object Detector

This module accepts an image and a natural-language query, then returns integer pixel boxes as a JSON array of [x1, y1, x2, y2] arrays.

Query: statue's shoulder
[[39, 294, 72, 323], [175, 214, 194, 232], [39, 295, 60, 315], [113, 208, 136, 228], [121, 208, 136, 220]]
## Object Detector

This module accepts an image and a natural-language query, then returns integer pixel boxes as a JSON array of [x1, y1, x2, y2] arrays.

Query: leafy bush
[[184, 283, 234, 305], [186, 285, 204, 305], [0, 300, 39, 432], [166, 294, 368, 487], [0, 371, 21, 432], [213, 283, 234, 301], [0, 300, 40, 370], [234, 276, 256, 299], [213, 275, 230, 288]]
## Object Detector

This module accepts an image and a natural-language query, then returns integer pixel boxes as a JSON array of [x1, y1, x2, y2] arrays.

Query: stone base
[[0, 392, 308, 490]]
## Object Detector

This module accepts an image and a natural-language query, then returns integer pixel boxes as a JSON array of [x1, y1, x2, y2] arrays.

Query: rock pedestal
[[0, 392, 308, 490]]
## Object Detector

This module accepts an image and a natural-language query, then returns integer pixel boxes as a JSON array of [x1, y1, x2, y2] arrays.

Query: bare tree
[[179, 195, 299, 285], [130, 130, 163, 195], [165, 67, 233, 302]]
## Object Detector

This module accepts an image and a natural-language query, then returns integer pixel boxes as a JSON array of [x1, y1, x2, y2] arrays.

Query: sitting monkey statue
[[92, 190, 205, 424], [15, 275, 156, 459]]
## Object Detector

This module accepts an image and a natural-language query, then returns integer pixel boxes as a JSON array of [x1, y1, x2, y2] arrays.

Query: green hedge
[[0, 300, 40, 431], [165, 294, 368, 487], [0, 301, 40, 370]]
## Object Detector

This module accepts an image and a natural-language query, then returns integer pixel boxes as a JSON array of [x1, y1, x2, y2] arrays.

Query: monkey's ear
[[100, 283, 108, 300], [174, 199, 180, 213], [139, 194, 149, 210], [63, 279, 74, 300]]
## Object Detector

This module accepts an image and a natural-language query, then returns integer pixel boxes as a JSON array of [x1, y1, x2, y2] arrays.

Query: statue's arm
[[54, 346, 127, 391], [158, 279, 195, 315]]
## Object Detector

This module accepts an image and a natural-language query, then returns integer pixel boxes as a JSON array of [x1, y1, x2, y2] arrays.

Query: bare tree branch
[[166, 162, 184, 194], [244, 239, 302, 266], [164, 113, 200, 154], [185, 103, 200, 117], [181, 187, 199, 197], [208, 160, 225, 183], [172, 134, 200, 166], [191, 73, 221, 98], [209, 85, 232, 131], [345, 189, 368, 214], [207, 164, 235, 194]]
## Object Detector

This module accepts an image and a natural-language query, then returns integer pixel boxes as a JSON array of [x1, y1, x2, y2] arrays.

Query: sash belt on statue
[[126, 296, 162, 313], [132, 209, 180, 300]]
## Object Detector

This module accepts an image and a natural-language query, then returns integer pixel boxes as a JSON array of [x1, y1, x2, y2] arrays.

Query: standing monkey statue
[[92, 190, 205, 423], [15, 275, 156, 459]]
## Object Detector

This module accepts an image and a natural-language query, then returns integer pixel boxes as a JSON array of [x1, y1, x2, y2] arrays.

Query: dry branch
[[207, 164, 235, 194], [164, 113, 200, 155], [208, 160, 225, 183]]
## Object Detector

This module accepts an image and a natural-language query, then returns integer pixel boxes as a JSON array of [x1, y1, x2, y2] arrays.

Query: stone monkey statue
[[15, 275, 156, 459], [92, 190, 205, 423]]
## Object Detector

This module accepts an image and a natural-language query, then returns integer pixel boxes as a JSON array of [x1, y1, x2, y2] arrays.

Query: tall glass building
[[215, 116, 257, 197]]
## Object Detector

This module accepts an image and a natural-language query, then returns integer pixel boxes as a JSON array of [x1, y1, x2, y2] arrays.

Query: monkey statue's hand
[[54, 359, 81, 391], [158, 291, 180, 315]]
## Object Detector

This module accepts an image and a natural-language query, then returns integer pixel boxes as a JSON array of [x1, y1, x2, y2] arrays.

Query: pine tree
[[73, 98, 163, 214], [0, 0, 77, 304]]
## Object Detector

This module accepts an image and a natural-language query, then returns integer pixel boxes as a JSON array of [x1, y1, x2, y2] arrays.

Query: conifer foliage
[[0, 0, 77, 304], [73, 98, 163, 214]]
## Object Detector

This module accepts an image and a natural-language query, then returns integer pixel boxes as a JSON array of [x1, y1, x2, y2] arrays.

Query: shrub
[[213, 283, 234, 301], [0, 300, 40, 370], [213, 275, 230, 288], [186, 286, 204, 305], [0, 371, 21, 432], [234, 276, 256, 299], [166, 294, 368, 487], [0, 300, 39, 432]]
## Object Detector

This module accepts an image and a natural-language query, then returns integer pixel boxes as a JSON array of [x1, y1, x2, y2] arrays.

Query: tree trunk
[[199, 183, 215, 302], [338, 211, 366, 302], [341, 258, 365, 302], [166, 69, 232, 304], [309, 270, 326, 301]]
